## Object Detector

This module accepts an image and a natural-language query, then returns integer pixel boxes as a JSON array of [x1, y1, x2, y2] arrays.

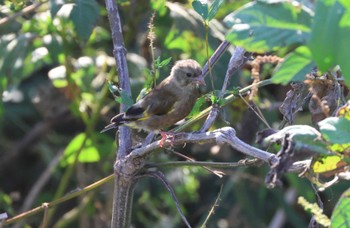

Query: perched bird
[[101, 59, 205, 134]]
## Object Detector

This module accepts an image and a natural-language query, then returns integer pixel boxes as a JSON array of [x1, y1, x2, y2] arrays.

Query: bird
[[101, 59, 205, 135]]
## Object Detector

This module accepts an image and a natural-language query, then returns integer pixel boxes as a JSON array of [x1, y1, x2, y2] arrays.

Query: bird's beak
[[195, 75, 206, 86]]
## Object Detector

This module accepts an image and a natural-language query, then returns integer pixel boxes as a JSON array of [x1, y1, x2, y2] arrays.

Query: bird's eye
[[186, 73, 192, 77]]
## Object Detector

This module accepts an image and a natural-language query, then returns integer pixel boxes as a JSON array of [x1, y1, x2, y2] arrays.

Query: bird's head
[[171, 59, 205, 88]]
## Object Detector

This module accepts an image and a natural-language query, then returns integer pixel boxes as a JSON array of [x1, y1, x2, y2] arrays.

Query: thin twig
[[200, 185, 223, 228], [138, 171, 192, 228], [165, 148, 225, 177], [0, 2, 43, 26], [3, 175, 114, 225], [145, 159, 262, 169]]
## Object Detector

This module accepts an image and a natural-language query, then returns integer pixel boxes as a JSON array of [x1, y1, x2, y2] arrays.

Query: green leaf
[[69, 0, 100, 40], [52, 79, 68, 88], [331, 188, 350, 227], [61, 133, 100, 166], [224, 1, 312, 52], [156, 57, 172, 68], [192, 0, 208, 21], [43, 34, 62, 63], [150, 0, 167, 16], [0, 34, 34, 83], [312, 155, 343, 174], [49, 0, 64, 17], [120, 90, 134, 107], [188, 96, 205, 118], [272, 46, 315, 84], [207, 0, 223, 21], [309, 0, 350, 87], [107, 81, 119, 94], [319, 117, 350, 145]]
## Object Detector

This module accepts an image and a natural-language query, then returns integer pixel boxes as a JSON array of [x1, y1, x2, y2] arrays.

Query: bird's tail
[[100, 113, 125, 133]]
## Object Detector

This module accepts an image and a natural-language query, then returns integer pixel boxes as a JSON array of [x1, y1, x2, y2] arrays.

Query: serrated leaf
[[272, 46, 315, 84], [192, 0, 208, 21], [319, 117, 350, 145], [69, 0, 100, 40], [331, 188, 350, 227], [207, 0, 223, 21], [224, 1, 312, 52], [61, 133, 100, 166]]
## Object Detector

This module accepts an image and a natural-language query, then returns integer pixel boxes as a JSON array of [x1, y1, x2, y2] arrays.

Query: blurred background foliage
[[0, 0, 349, 227]]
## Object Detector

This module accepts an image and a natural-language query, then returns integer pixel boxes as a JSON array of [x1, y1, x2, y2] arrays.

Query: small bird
[[101, 59, 205, 134]]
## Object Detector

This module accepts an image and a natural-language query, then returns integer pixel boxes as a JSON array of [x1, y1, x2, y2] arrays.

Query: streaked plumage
[[101, 59, 204, 133]]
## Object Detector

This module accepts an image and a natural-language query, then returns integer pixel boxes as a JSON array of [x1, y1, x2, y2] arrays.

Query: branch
[[105, 0, 132, 158], [105, 1, 135, 227], [200, 46, 247, 132], [219, 47, 246, 98], [128, 127, 277, 164]]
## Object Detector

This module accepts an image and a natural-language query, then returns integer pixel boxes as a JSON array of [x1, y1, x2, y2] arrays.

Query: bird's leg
[[159, 131, 177, 147], [142, 132, 156, 147]]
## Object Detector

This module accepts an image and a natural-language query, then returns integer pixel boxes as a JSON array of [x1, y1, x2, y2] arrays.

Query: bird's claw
[[159, 131, 176, 147]]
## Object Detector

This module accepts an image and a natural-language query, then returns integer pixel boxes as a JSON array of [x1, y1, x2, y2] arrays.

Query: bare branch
[[105, 0, 132, 158], [129, 127, 277, 164], [219, 47, 246, 98], [200, 46, 247, 132]]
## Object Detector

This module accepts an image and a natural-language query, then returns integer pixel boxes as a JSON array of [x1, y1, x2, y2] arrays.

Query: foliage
[[0, 0, 350, 227]]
